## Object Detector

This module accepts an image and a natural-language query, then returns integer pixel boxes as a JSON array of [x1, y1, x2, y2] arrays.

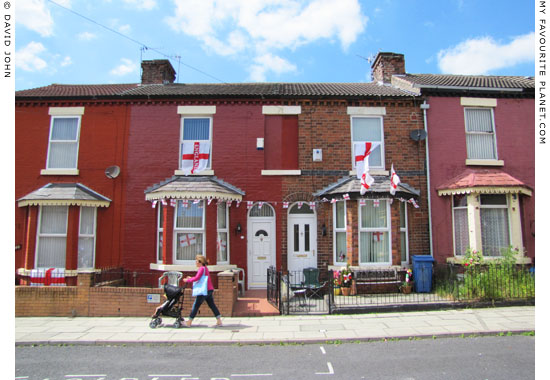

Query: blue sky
[[15, 0, 535, 91]]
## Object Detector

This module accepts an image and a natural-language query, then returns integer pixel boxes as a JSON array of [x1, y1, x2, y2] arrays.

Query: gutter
[[421, 100, 434, 258]]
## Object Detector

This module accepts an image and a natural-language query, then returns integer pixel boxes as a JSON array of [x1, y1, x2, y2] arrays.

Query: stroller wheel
[[174, 320, 182, 329], [149, 317, 161, 329]]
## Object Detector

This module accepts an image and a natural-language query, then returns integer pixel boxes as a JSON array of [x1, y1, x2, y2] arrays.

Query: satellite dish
[[410, 129, 427, 141], [105, 165, 120, 179]]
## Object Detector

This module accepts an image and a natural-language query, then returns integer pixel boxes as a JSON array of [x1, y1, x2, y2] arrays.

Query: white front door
[[288, 203, 317, 273], [248, 205, 276, 288]]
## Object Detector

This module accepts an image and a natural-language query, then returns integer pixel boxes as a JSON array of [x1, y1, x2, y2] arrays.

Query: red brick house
[[392, 72, 535, 264], [15, 54, 431, 289]]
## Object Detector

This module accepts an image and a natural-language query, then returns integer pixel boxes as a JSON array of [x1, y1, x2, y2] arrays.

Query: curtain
[[360, 231, 389, 263], [481, 208, 510, 256], [176, 233, 203, 261], [183, 118, 210, 140], [217, 232, 228, 262], [176, 201, 203, 228], [335, 232, 346, 263], [37, 206, 67, 268], [465, 109, 496, 159], [453, 208, 470, 256], [48, 118, 79, 169]]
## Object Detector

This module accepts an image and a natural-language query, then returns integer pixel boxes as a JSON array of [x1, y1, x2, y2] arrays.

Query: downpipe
[[421, 101, 434, 257]]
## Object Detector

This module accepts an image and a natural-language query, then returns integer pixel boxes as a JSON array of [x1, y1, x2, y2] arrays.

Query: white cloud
[[17, 0, 54, 37], [60, 56, 72, 67], [110, 58, 138, 76], [123, 0, 157, 10], [437, 32, 535, 75], [78, 32, 97, 41], [249, 53, 297, 82], [16, 42, 48, 71], [165, 0, 366, 79]]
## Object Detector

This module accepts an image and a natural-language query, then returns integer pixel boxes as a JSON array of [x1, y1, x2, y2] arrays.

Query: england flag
[[181, 141, 210, 175], [390, 164, 401, 196], [354, 142, 380, 195]]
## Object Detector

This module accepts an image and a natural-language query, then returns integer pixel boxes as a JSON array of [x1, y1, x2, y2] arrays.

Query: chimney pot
[[371, 52, 405, 84]]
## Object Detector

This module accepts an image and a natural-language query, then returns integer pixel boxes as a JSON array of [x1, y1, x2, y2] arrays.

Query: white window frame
[[172, 200, 206, 264], [464, 107, 498, 161], [35, 205, 68, 268], [399, 201, 409, 265], [358, 199, 391, 266], [479, 194, 511, 257], [217, 202, 230, 264], [78, 206, 97, 269], [156, 203, 164, 263], [452, 195, 470, 257], [333, 200, 347, 266]]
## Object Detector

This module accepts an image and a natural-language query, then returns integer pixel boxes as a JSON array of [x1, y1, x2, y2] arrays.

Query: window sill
[[261, 170, 301, 176], [150, 263, 237, 272], [465, 159, 504, 166], [41, 169, 79, 176], [174, 170, 214, 176]]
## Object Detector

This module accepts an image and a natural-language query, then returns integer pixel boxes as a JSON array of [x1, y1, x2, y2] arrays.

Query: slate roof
[[313, 176, 420, 200], [144, 175, 245, 202], [392, 74, 534, 95], [16, 82, 415, 100], [17, 183, 111, 207]]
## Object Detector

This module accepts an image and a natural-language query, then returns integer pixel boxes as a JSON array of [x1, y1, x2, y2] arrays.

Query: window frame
[[179, 116, 213, 171], [35, 205, 68, 269], [350, 115, 385, 170], [399, 201, 409, 265], [77, 206, 97, 269], [156, 203, 164, 263], [479, 194, 511, 257], [358, 199, 392, 266], [45, 115, 82, 170], [464, 107, 498, 161], [333, 200, 347, 266], [172, 200, 206, 264], [216, 202, 230, 264], [452, 194, 470, 257]]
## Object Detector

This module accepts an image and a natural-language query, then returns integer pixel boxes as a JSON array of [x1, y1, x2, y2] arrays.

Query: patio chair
[[281, 274, 307, 308], [301, 267, 327, 299]]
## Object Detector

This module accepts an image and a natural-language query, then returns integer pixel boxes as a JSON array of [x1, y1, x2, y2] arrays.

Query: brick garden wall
[[15, 271, 238, 318]]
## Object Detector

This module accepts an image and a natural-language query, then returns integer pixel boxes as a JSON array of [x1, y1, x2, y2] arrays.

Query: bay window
[[174, 200, 204, 262], [36, 206, 68, 268]]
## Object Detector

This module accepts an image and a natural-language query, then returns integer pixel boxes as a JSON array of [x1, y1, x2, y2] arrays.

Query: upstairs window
[[351, 116, 384, 169], [180, 117, 212, 169], [465, 108, 497, 160], [46, 116, 81, 169]]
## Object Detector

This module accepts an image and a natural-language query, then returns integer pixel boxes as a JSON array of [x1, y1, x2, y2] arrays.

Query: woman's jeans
[[189, 289, 221, 319]]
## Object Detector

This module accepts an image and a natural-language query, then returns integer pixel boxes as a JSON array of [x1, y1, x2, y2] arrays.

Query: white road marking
[[320, 346, 326, 355], [231, 374, 273, 377], [315, 362, 334, 375]]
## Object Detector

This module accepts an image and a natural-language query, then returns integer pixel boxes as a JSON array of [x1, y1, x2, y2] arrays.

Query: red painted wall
[[15, 102, 130, 273], [123, 101, 283, 272], [425, 97, 535, 263]]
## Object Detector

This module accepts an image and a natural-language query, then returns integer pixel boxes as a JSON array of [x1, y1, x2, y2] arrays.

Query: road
[[15, 335, 534, 380]]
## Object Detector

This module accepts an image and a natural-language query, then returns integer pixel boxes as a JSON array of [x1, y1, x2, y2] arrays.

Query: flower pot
[[341, 287, 351, 296], [401, 284, 412, 294], [334, 287, 341, 296]]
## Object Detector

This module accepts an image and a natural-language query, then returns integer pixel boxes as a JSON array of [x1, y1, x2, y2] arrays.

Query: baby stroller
[[149, 271, 186, 329]]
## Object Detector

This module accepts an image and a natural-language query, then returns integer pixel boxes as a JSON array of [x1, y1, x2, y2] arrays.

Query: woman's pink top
[[185, 266, 214, 291]]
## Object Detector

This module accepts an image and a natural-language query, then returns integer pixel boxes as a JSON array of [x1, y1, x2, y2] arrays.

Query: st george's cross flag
[[389, 164, 401, 196], [354, 142, 380, 195], [181, 141, 210, 175]]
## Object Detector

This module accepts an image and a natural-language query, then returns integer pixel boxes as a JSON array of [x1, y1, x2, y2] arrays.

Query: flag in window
[[181, 141, 210, 175]]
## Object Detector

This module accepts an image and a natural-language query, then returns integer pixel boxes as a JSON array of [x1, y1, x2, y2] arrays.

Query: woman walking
[[184, 255, 222, 327]]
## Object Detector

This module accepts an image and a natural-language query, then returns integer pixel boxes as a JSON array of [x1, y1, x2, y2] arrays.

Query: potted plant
[[400, 268, 413, 294], [340, 264, 353, 296], [333, 270, 341, 295]]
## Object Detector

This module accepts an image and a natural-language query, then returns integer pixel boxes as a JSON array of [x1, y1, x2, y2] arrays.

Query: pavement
[[15, 305, 535, 345]]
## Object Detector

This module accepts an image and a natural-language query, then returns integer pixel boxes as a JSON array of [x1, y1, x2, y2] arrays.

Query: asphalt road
[[15, 335, 534, 380]]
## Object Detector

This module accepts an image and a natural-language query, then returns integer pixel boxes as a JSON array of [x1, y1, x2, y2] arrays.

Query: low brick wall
[[15, 270, 239, 318]]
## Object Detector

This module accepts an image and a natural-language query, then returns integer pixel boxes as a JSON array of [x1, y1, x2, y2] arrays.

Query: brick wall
[[15, 271, 238, 317]]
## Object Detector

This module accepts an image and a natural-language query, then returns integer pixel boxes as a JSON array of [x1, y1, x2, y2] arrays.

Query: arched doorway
[[247, 202, 276, 288]]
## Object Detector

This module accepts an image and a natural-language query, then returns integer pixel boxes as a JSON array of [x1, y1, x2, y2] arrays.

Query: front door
[[248, 203, 276, 288], [288, 203, 317, 272]]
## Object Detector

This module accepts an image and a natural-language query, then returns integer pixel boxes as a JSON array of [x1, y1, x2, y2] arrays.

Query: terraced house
[[15, 52, 431, 291]]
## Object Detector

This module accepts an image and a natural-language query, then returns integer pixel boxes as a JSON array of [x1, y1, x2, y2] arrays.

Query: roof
[[15, 83, 140, 98], [437, 169, 532, 196], [144, 175, 245, 202], [17, 183, 111, 207], [313, 176, 420, 200], [16, 82, 415, 100], [392, 74, 534, 95]]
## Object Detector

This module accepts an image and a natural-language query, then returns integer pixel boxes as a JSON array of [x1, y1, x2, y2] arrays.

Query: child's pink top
[[185, 266, 214, 291]]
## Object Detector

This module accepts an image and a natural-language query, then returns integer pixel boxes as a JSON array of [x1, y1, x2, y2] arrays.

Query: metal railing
[[268, 264, 535, 315]]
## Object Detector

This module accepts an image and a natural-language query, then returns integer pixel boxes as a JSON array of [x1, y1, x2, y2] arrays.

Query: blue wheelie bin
[[411, 255, 435, 293]]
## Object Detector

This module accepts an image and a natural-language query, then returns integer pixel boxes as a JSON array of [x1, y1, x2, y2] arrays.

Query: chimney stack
[[371, 52, 405, 84], [141, 59, 176, 84]]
